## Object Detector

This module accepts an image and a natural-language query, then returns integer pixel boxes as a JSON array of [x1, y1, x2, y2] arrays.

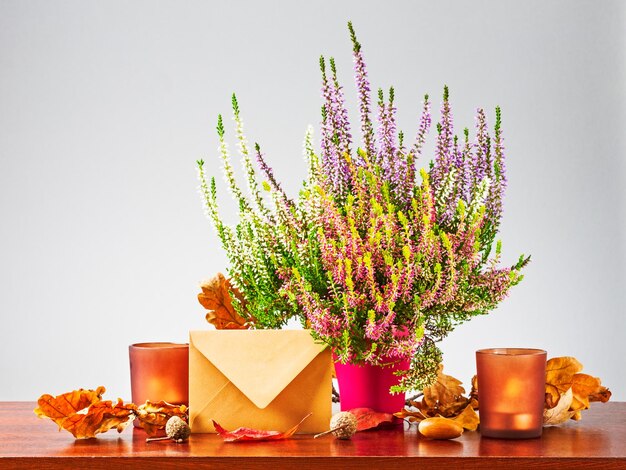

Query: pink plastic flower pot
[[334, 356, 409, 413]]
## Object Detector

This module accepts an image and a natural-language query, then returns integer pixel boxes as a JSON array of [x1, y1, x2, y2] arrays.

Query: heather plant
[[197, 22, 529, 391], [197, 95, 315, 329]]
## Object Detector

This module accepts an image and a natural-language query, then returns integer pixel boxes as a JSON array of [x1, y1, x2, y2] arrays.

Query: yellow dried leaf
[[545, 356, 583, 396], [570, 373, 601, 411], [451, 404, 479, 431], [542, 357, 611, 425]]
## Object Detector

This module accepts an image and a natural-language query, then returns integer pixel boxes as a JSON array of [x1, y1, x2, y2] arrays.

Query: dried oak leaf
[[34, 387, 134, 439], [590, 386, 612, 403], [212, 414, 310, 442], [570, 373, 603, 411], [544, 388, 576, 426], [348, 408, 394, 431], [61, 399, 135, 439], [135, 401, 188, 437], [545, 356, 583, 407], [198, 272, 249, 329], [393, 407, 427, 424], [468, 375, 479, 409], [451, 404, 480, 431], [420, 364, 471, 418], [395, 368, 477, 427], [543, 356, 611, 425]]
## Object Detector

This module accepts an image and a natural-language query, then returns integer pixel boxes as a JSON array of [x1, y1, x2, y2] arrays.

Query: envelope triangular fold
[[189, 329, 327, 409]]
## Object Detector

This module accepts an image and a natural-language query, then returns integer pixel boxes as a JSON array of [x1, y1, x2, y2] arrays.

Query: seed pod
[[418, 417, 463, 440]]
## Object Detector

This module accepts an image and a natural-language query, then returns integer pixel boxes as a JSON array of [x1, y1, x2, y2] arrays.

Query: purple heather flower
[[349, 23, 377, 162], [486, 107, 507, 225], [473, 108, 490, 190], [431, 86, 454, 193]]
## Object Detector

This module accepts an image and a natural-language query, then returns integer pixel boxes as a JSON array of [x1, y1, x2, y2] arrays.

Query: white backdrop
[[1, 0, 624, 401]]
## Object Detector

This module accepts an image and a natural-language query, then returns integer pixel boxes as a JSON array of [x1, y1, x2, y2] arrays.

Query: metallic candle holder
[[476, 348, 547, 439], [129, 342, 189, 421]]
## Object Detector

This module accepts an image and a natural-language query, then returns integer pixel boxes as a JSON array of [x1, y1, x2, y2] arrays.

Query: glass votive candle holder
[[476, 348, 547, 439], [129, 342, 189, 407]]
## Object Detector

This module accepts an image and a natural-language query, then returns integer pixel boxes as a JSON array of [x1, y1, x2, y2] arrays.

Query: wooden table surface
[[1, 401, 624, 469]]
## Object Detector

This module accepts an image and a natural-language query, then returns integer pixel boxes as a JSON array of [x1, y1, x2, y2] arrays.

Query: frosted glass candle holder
[[476, 348, 547, 439], [129, 342, 189, 407]]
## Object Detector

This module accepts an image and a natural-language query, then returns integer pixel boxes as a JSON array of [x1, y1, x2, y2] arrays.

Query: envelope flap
[[190, 330, 327, 409]]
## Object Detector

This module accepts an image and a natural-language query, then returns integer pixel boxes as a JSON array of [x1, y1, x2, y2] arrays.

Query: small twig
[[405, 392, 423, 405], [332, 384, 340, 403], [146, 436, 170, 443], [314, 424, 348, 439]]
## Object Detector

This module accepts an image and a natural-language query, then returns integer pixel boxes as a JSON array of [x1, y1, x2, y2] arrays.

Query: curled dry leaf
[[590, 386, 612, 403], [545, 356, 583, 408], [544, 388, 576, 426], [422, 364, 467, 416], [570, 374, 600, 411], [213, 413, 311, 442], [198, 272, 249, 329], [393, 407, 427, 424], [469, 375, 479, 409], [347, 408, 394, 431], [543, 356, 611, 425], [34, 387, 135, 439], [134, 401, 189, 437]]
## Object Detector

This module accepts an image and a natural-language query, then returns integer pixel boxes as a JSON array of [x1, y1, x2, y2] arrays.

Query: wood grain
[[1, 401, 625, 469]]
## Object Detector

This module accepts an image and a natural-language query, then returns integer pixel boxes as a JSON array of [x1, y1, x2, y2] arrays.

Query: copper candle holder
[[476, 348, 547, 439], [129, 342, 189, 408]]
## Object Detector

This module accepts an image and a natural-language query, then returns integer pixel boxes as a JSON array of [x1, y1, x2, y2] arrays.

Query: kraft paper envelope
[[189, 329, 332, 434]]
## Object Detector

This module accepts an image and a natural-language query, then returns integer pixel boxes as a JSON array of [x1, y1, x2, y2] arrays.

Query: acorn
[[146, 416, 190, 443], [329, 411, 358, 439], [165, 416, 191, 443]]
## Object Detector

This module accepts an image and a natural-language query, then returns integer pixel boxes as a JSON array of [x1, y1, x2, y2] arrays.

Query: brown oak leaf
[[393, 407, 427, 423], [590, 386, 612, 403], [34, 387, 134, 439], [419, 364, 471, 418], [135, 401, 189, 437], [198, 272, 249, 329], [395, 368, 477, 426]]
